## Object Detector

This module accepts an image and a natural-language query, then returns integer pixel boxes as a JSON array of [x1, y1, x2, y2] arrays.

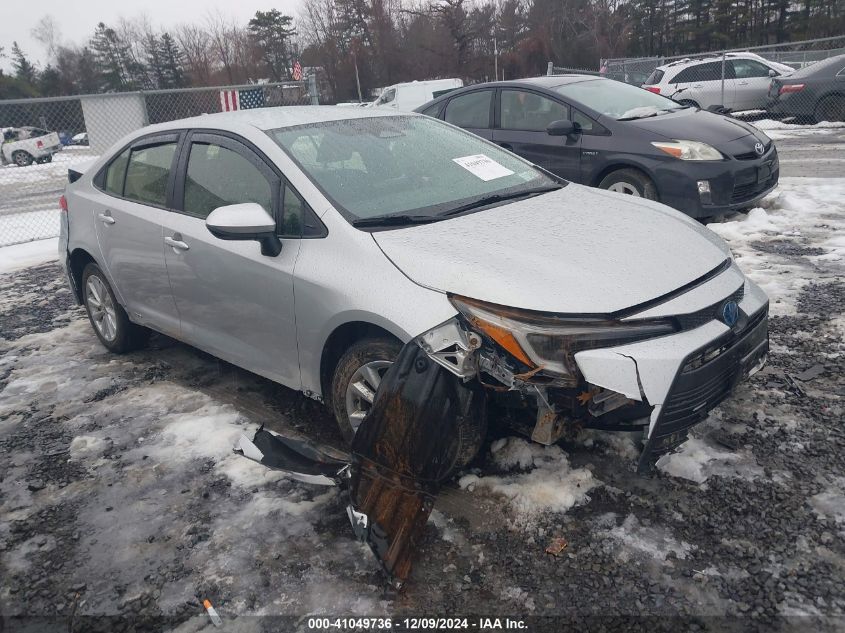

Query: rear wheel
[[815, 95, 845, 123], [81, 263, 149, 353], [12, 151, 33, 167], [599, 168, 658, 200]]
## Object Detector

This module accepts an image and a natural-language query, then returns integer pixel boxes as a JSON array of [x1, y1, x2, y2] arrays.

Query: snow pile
[[707, 177, 845, 315], [0, 238, 58, 273], [752, 119, 845, 131], [458, 437, 597, 522], [599, 513, 695, 563], [574, 429, 641, 460], [656, 437, 762, 484], [809, 478, 845, 524]]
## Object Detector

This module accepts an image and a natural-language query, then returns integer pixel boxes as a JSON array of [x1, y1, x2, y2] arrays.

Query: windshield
[[555, 79, 683, 120], [269, 115, 556, 221]]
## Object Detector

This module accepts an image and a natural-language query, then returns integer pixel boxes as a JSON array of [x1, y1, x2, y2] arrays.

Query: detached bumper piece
[[638, 307, 769, 472], [234, 338, 483, 588]]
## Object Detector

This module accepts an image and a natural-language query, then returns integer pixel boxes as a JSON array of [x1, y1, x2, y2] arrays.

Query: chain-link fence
[[0, 80, 316, 248], [590, 37, 845, 121]]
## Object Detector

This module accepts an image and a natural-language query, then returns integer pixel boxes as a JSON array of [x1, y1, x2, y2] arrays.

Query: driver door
[[162, 132, 302, 388], [492, 89, 581, 180]]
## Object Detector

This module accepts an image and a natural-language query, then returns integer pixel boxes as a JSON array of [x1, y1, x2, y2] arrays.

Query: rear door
[[442, 89, 494, 140], [492, 88, 581, 180], [163, 131, 303, 388], [730, 59, 776, 110], [91, 133, 182, 336], [670, 62, 736, 109]]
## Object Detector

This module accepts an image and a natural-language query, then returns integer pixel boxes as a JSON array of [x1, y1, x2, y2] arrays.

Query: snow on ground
[[656, 435, 762, 484], [707, 177, 845, 315], [595, 513, 695, 563], [0, 237, 58, 273], [750, 119, 845, 140], [458, 437, 597, 523], [0, 150, 98, 185]]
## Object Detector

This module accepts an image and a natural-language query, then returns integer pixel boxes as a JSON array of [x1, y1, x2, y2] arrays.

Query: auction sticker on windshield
[[452, 154, 514, 181]]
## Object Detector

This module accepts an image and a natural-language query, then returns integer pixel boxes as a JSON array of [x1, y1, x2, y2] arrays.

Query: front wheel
[[598, 168, 658, 200], [331, 337, 402, 443], [12, 151, 33, 167], [81, 263, 149, 353]]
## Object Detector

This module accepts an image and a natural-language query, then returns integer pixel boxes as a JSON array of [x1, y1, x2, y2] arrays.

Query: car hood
[[626, 109, 762, 146], [372, 185, 731, 314]]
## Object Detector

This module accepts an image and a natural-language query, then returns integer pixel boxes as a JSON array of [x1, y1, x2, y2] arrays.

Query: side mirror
[[768, 69, 777, 77], [547, 119, 579, 136], [206, 203, 282, 257]]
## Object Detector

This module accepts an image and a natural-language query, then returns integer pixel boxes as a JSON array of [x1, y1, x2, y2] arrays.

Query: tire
[[12, 151, 33, 167], [331, 337, 402, 443], [81, 263, 149, 353], [598, 168, 659, 200], [815, 95, 845, 123], [36, 155, 53, 164], [678, 99, 700, 109]]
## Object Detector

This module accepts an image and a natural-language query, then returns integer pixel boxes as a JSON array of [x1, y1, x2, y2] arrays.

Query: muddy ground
[[1, 204, 844, 632]]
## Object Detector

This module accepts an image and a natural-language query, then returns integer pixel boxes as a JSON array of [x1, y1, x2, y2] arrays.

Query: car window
[[645, 69, 665, 85], [376, 88, 396, 106], [673, 62, 727, 83], [183, 142, 272, 219], [572, 109, 596, 132], [731, 59, 771, 78], [123, 143, 177, 206], [445, 91, 492, 128], [104, 149, 130, 196], [500, 90, 570, 132], [280, 184, 304, 237], [270, 115, 554, 221], [419, 102, 442, 118]]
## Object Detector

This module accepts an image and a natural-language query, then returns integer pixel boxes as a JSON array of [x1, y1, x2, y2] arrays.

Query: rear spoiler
[[68, 168, 83, 184]]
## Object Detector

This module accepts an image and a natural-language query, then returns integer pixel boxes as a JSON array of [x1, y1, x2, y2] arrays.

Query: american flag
[[219, 87, 266, 112], [292, 61, 303, 81]]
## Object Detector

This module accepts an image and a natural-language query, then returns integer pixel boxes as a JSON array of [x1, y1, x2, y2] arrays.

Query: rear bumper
[[654, 147, 780, 218]]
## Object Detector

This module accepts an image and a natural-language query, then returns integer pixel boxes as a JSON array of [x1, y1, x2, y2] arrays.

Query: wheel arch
[[319, 321, 404, 400], [68, 248, 98, 304], [592, 162, 659, 193]]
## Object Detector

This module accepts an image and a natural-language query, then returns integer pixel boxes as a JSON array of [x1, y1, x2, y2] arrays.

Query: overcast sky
[[1, 0, 302, 72]]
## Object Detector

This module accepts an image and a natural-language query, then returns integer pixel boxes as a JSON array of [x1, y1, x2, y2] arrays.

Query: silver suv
[[643, 53, 794, 111]]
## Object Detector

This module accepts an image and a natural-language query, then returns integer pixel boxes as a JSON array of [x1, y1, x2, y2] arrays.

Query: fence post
[[720, 52, 726, 107], [547, 61, 554, 76], [308, 73, 319, 105]]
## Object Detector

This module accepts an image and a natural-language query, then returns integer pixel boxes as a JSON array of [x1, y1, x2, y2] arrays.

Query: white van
[[370, 79, 463, 112]]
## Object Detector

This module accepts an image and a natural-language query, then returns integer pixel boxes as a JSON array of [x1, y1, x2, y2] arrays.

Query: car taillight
[[37, 140, 44, 148], [59, 195, 68, 213], [644, 86, 661, 94], [780, 84, 805, 95]]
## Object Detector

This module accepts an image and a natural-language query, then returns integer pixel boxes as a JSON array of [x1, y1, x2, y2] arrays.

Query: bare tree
[[31, 15, 62, 62], [175, 24, 213, 86]]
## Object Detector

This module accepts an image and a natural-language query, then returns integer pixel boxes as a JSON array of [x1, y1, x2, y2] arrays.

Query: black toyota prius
[[415, 75, 779, 219]]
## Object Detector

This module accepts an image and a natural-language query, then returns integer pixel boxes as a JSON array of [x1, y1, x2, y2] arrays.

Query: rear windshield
[[645, 69, 664, 85], [789, 55, 845, 78], [269, 115, 553, 220]]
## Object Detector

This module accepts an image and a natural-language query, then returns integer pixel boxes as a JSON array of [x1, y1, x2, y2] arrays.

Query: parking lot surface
[[1, 172, 844, 630]]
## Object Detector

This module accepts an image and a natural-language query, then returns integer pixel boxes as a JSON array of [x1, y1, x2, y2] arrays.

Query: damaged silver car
[[61, 106, 768, 586]]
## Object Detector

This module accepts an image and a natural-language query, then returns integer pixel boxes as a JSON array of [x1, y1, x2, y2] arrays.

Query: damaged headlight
[[450, 295, 678, 381]]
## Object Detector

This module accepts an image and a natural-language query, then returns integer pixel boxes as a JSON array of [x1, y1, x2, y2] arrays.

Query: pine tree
[[248, 9, 297, 81], [90, 22, 133, 91], [159, 33, 185, 88], [11, 42, 38, 85]]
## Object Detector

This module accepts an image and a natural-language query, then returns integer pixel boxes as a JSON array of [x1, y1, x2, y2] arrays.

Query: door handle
[[164, 235, 190, 251], [98, 211, 115, 225]]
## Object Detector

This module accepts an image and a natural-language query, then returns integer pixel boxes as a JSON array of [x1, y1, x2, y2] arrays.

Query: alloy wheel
[[85, 275, 118, 342], [345, 360, 392, 433], [607, 182, 641, 196]]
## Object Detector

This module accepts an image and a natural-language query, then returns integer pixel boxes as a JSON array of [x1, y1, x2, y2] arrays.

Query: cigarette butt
[[203, 599, 223, 627]]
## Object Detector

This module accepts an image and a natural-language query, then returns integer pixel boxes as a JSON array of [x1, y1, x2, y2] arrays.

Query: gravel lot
[[1, 182, 844, 630]]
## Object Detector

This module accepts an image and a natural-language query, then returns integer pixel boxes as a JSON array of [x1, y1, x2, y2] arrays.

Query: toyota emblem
[[754, 142, 765, 156], [722, 301, 740, 327]]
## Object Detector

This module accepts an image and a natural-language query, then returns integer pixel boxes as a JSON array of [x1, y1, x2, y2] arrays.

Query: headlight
[[450, 296, 678, 381], [651, 140, 724, 160]]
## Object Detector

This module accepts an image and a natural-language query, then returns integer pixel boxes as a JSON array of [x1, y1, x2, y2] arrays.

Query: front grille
[[733, 141, 773, 160], [675, 284, 745, 331], [731, 175, 776, 204], [654, 307, 768, 439]]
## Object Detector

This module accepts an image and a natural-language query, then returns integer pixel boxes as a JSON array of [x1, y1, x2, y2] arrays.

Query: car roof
[[149, 105, 406, 134], [458, 75, 602, 91], [656, 52, 779, 73]]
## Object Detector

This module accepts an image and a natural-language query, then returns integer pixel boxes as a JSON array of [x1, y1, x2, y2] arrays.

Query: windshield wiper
[[441, 185, 562, 217], [352, 214, 443, 228]]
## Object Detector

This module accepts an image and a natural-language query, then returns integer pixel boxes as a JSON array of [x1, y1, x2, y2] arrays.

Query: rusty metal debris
[[544, 537, 568, 557]]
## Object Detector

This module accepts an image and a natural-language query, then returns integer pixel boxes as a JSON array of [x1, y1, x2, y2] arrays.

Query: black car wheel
[[815, 95, 845, 123], [599, 168, 658, 200], [678, 99, 700, 109]]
